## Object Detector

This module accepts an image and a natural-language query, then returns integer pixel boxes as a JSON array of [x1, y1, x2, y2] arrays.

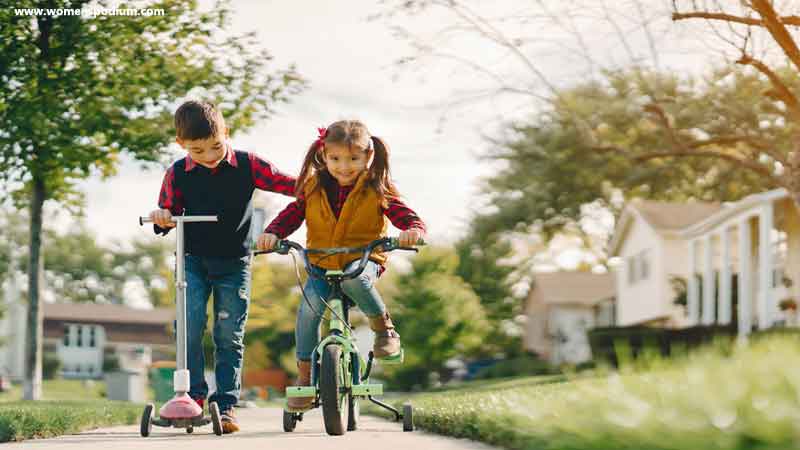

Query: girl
[[258, 120, 425, 410]]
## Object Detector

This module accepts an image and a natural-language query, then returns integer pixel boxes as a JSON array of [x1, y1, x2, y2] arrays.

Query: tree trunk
[[23, 175, 45, 401]]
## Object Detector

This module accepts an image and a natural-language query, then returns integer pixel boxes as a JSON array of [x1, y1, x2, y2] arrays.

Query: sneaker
[[220, 408, 239, 434]]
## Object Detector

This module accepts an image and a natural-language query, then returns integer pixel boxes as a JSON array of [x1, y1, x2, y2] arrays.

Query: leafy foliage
[[383, 246, 491, 390]]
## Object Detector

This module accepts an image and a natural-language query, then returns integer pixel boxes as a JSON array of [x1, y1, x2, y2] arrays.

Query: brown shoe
[[368, 313, 401, 358], [287, 360, 314, 411], [220, 408, 239, 434]]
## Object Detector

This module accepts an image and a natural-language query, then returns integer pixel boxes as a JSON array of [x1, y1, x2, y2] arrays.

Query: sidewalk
[[8, 406, 499, 450]]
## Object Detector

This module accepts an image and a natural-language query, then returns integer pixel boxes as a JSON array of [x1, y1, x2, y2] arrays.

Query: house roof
[[43, 302, 174, 326], [608, 199, 723, 256], [681, 188, 788, 238], [633, 199, 724, 231], [530, 271, 615, 306]]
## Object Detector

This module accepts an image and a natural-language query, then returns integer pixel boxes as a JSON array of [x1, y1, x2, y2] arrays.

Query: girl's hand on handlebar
[[257, 233, 279, 251], [398, 228, 424, 247], [150, 209, 175, 228]]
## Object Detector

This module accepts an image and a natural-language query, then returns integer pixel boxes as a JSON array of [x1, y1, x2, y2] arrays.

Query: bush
[[472, 356, 557, 380], [42, 352, 61, 380], [101, 354, 120, 373], [587, 324, 736, 366]]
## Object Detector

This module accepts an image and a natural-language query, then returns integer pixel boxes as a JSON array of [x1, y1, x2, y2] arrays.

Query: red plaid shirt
[[265, 182, 426, 238], [158, 146, 296, 216]]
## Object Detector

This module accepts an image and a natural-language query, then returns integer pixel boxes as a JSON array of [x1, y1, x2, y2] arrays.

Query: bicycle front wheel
[[320, 344, 347, 435]]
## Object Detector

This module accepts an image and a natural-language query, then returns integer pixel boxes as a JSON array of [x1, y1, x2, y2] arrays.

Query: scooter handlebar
[[138, 215, 218, 226]]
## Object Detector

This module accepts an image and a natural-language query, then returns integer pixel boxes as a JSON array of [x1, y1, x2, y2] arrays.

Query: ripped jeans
[[183, 254, 251, 412]]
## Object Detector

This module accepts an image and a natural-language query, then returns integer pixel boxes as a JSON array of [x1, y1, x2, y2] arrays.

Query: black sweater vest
[[174, 151, 255, 257]]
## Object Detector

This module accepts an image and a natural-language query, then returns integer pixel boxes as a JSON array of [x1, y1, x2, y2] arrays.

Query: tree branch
[[735, 53, 800, 121], [690, 134, 788, 166], [635, 149, 776, 179], [671, 12, 800, 27], [749, 0, 800, 73]]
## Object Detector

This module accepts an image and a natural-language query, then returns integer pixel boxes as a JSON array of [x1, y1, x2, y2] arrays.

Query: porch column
[[758, 202, 774, 330], [738, 217, 753, 337], [702, 235, 716, 325], [688, 239, 700, 325], [718, 227, 732, 325]]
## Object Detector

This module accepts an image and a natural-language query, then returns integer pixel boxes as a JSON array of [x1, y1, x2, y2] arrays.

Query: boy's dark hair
[[174, 100, 226, 140]]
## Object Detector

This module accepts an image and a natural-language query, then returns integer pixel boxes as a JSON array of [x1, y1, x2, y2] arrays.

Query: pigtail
[[295, 140, 326, 198], [369, 136, 401, 208]]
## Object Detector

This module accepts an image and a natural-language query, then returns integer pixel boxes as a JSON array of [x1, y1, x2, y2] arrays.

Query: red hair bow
[[316, 127, 327, 150]]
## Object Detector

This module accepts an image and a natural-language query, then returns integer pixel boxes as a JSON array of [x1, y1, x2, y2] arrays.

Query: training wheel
[[402, 403, 414, 432], [283, 409, 298, 432]]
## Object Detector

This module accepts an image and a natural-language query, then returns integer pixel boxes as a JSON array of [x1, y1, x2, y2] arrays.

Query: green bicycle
[[255, 236, 421, 436]]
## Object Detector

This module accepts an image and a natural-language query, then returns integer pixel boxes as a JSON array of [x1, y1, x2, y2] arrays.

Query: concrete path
[[8, 406, 500, 450]]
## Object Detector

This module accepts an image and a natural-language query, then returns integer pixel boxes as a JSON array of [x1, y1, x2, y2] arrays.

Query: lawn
[[370, 336, 800, 450], [0, 379, 142, 442]]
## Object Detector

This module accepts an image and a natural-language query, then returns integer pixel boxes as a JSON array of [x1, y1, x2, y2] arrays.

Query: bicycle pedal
[[376, 348, 404, 364]]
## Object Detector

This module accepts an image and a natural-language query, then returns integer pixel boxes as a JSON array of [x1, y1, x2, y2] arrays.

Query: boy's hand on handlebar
[[257, 233, 279, 251], [398, 228, 424, 247], [150, 209, 175, 228]]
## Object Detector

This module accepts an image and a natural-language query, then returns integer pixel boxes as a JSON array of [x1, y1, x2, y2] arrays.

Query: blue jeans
[[183, 254, 251, 411], [296, 260, 386, 361]]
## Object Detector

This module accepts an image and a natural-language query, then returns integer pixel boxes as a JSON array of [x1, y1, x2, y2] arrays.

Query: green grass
[[369, 336, 800, 450], [0, 379, 142, 442], [0, 400, 141, 442], [0, 379, 107, 403]]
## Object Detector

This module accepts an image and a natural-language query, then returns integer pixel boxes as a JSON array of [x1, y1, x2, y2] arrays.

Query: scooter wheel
[[402, 403, 414, 432], [210, 402, 223, 436], [140, 403, 154, 437], [186, 426, 193, 434]]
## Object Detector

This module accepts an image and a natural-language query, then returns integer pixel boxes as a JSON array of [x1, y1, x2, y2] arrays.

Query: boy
[[149, 100, 295, 433]]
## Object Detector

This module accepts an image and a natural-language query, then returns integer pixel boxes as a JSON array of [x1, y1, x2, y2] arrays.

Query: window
[[627, 250, 651, 285], [639, 250, 650, 281], [63, 325, 70, 346], [77, 326, 84, 347], [627, 258, 636, 285], [89, 326, 96, 348]]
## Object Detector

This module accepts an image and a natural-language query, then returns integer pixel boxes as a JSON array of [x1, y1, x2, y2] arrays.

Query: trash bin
[[150, 361, 176, 402], [105, 370, 146, 402]]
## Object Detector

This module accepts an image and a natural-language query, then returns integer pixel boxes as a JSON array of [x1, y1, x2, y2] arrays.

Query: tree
[[454, 227, 521, 356], [383, 246, 490, 390], [0, 0, 305, 400], [476, 68, 779, 243], [1, 208, 173, 305]]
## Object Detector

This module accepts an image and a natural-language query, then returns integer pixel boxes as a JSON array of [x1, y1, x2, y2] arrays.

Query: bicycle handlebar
[[253, 237, 425, 280]]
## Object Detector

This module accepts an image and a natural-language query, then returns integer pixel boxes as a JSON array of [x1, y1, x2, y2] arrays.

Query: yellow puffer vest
[[304, 173, 388, 269]]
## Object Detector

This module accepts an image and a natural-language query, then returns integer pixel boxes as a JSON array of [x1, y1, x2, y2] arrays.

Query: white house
[[610, 190, 799, 337], [0, 296, 174, 380], [609, 199, 724, 327], [524, 271, 615, 365]]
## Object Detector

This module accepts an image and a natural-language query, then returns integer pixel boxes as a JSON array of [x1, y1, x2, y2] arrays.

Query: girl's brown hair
[[295, 120, 401, 206]]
